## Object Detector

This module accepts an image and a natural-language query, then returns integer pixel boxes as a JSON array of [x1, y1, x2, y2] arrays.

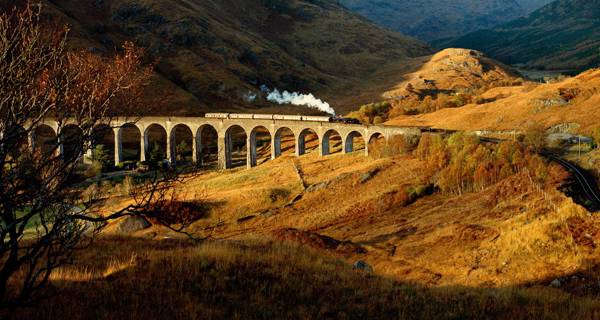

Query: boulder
[[353, 260, 374, 273], [114, 216, 151, 234]]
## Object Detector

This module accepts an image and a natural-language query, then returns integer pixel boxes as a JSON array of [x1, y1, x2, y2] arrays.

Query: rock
[[550, 279, 561, 288], [114, 216, 151, 234], [353, 260, 374, 273], [306, 182, 329, 193]]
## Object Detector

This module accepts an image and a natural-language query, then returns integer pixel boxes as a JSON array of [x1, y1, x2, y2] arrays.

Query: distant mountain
[[338, 0, 529, 41], [438, 0, 600, 72], [17, 0, 430, 115], [516, 0, 555, 13]]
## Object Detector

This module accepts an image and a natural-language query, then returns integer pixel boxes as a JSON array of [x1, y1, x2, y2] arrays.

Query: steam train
[[204, 113, 361, 124]]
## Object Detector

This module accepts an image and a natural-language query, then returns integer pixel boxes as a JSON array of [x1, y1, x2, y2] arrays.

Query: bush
[[268, 188, 291, 203], [349, 101, 392, 124]]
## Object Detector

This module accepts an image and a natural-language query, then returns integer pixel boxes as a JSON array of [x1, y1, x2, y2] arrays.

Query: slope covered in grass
[[16, 0, 430, 115], [14, 238, 600, 319]]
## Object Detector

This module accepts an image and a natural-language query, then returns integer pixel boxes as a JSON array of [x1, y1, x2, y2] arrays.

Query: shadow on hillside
[[12, 237, 600, 319]]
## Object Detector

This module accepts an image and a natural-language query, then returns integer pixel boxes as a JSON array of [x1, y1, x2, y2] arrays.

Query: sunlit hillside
[[13, 140, 600, 319], [388, 68, 600, 133]]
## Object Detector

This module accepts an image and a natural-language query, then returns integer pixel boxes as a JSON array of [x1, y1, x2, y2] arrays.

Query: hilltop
[[437, 0, 600, 73], [337, 0, 553, 41], [383, 48, 523, 100], [388, 68, 600, 133], [22, 0, 430, 115]]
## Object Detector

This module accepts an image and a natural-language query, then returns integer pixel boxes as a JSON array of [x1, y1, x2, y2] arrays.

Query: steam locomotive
[[204, 113, 361, 124]]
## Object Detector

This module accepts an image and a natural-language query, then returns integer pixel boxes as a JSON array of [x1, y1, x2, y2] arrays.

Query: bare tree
[[0, 3, 183, 313]]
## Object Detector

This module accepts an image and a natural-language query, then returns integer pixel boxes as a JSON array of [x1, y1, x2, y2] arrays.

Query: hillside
[[338, 0, 528, 41], [388, 68, 600, 133], [437, 0, 600, 73], [27, 0, 431, 115], [383, 48, 523, 100], [15, 143, 600, 318]]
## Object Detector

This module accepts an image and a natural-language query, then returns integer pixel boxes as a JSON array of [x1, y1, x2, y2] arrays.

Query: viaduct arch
[[30, 116, 421, 170]]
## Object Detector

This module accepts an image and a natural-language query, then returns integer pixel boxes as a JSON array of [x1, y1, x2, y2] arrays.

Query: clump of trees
[[415, 133, 553, 195], [347, 102, 391, 124]]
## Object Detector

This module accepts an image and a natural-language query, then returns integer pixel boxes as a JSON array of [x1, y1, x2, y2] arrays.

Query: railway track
[[543, 152, 600, 210]]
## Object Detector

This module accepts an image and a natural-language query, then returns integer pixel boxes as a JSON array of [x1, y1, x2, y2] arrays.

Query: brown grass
[[13, 237, 600, 320], [388, 68, 600, 133], [11, 142, 600, 318]]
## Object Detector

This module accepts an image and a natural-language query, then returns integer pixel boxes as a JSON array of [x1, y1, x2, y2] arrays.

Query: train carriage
[[302, 116, 332, 122], [205, 113, 230, 118], [228, 113, 254, 119], [274, 115, 303, 121], [253, 114, 275, 120]]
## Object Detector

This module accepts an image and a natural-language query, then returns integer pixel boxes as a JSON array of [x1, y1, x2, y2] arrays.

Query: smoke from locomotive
[[261, 86, 336, 115]]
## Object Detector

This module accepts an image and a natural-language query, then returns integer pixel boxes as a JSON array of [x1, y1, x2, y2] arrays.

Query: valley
[[3, 1, 600, 319]]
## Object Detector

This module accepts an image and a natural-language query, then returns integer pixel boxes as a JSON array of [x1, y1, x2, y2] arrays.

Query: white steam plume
[[262, 86, 336, 115]]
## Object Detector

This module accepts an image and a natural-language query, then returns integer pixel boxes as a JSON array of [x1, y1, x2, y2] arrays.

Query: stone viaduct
[[34, 116, 422, 170]]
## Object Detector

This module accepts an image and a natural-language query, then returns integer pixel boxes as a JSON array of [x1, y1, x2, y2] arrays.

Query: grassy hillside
[[345, 48, 526, 124], [388, 68, 600, 133], [15, 238, 600, 319], [13, 138, 600, 318], [338, 0, 526, 41], [25, 0, 430, 115], [437, 0, 600, 73]]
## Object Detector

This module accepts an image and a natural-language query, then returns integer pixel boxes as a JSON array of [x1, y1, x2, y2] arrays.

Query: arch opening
[[249, 126, 271, 167], [197, 124, 218, 167], [322, 129, 342, 156], [344, 131, 366, 154], [145, 124, 167, 165], [91, 124, 115, 168], [368, 132, 385, 156], [34, 125, 57, 156], [225, 125, 247, 168], [6, 125, 28, 159], [298, 128, 319, 156], [61, 125, 84, 162], [274, 127, 295, 158], [170, 124, 193, 165], [120, 123, 141, 163]]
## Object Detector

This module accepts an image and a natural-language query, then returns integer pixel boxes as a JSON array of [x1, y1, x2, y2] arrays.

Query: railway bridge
[[33, 116, 421, 170]]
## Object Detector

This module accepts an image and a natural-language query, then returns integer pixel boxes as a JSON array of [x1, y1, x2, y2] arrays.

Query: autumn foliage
[[415, 133, 558, 195]]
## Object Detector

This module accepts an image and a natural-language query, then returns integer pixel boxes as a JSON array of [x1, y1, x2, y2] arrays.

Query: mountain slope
[[338, 0, 527, 41], [438, 0, 600, 72], [516, 0, 555, 13], [31, 0, 431, 115]]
